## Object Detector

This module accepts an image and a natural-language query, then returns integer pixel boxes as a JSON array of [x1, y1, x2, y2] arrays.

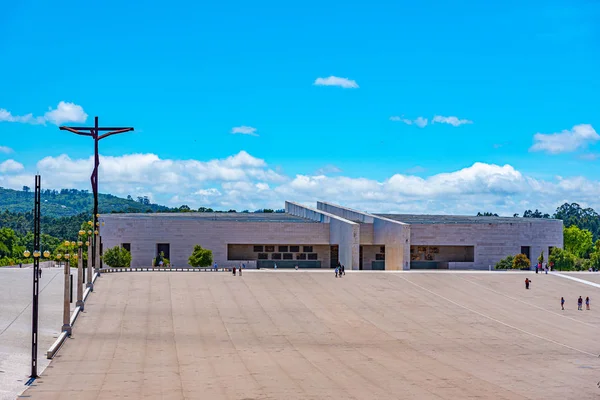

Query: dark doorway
[[330, 245, 339, 268], [122, 243, 131, 252], [520, 246, 530, 260], [157, 243, 170, 260], [359, 246, 363, 270]]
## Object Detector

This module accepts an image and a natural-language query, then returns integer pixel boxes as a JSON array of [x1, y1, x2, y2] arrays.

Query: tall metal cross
[[60, 117, 134, 278]]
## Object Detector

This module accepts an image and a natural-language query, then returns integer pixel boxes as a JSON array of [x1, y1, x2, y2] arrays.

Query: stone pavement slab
[[23, 271, 600, 400]]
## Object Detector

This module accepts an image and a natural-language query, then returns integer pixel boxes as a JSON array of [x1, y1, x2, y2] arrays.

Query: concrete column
[[86, 241, 93, 290], [62, 259, 71, 335], [76, 247, 84, 309]]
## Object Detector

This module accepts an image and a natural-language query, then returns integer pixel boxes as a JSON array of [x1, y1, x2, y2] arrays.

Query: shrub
[[513, 253, 531, 270], [548, 247, 576, 271], [102, 246, 132, 268], [152, 251, 170, 267], [188, 245, 213, 268], [495, 255, 514, 269]]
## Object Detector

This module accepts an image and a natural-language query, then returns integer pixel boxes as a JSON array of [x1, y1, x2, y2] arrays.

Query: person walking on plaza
[[525, 278, 531, 289], [239, 266, 242, 276], [578, 296, 583, 310], [561, 297, 565, 310], [585, 296, 590, 310], [233, 266, 236, 276], [38, 268, 42, 278], [341, 264, 345, 276], [335, 267, 339, 278]]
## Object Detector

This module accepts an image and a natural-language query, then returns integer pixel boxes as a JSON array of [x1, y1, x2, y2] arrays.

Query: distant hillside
[[0, 187, 170, 218]]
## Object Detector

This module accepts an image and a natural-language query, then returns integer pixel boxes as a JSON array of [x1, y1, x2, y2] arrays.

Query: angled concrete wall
[[285, 202, 359, 270], [317, 202, 410, 270]]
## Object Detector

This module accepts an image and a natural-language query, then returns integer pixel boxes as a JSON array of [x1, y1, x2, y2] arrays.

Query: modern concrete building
[[100, 201, 563, 270]]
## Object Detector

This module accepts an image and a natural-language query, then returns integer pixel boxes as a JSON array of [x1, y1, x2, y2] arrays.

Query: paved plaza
[[18, 270, 600, 399], [0, 266, 78, 400]]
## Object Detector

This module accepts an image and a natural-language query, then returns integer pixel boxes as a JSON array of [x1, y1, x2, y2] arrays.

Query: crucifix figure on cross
[[60, 116, 134, 285]]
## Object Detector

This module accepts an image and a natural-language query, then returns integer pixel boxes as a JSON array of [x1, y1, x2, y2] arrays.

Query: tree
[[548, 247, 576, 271], [523, 209, 550, 219], [22, 186, 30, 193], [563, 225, 593, 258], [188, 245, 213, 268], [477, 212, 499, 217], [102, 246, 131, 268], [537, 251, 544, 265], [513, 253, 531, 270], [494, 255, 514, 269]]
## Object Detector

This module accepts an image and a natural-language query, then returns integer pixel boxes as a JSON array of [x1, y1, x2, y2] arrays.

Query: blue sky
[[1, 0, 599, 214]]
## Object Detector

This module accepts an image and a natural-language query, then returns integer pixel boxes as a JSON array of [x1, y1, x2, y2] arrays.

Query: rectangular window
[[272, 253, 281, 260], [376, 253, 385, 261], [258, 253, 268, 260], [253, 245, 263, 252], [278, 245, 288, 252], [303, 246, 313, 253], [283, 253, 293, 260], [122, 243, 131, 252], [265, 245, 275, 252], [290, 245, 300, 252], [296, 253, 307, 260], [307, 253, 318, 260]]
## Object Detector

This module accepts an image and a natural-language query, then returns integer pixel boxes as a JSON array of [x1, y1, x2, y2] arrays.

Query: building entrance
[[330, 245, 339, 268]]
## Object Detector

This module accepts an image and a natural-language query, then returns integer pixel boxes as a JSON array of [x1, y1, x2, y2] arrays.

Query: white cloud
[[0, 146, 13, 154], [432, 115, 473, 126], [231, 126, 258, 136], [0, 159, 24, 173], [414, 117, 428, 128], [314, 76, 359, 89], [390, 116, 428, 128], [0, 102, 87, 126], [43, 101, 88, 125], [530, 124, 599, 154], [315, 164, 342, 175], [6, 150, 600, 216]]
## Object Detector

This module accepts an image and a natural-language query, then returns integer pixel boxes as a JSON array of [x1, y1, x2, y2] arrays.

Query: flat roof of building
[[100, 212, 317, 223], [376, 214, 561, 225]]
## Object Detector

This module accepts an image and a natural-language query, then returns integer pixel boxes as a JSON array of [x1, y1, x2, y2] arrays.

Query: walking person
[[239, 266, 242, 276], [578, 296, 583, 311], [525, 278, 531, 289], [335, 267, 339, 278], [233, 266, 236, 276], [38, 268, 42, 278], [585, 296, 590, 310], [561, 297, 565, 310], [341, 265, 345, 276]]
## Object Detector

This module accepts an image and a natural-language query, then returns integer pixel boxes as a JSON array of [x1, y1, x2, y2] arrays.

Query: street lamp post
[[58, 240, 74, 336], [60, 117, 134, 285], [76, 231, 85, 310], [86, 224, 93, 289]]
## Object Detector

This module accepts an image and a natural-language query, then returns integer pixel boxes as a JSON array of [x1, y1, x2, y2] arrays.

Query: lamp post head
[[88, 221, 93, 226], [79, 230, 85, 236], [87, 230, 92, 235], [23, 250, 31, 258], [56, 254, 62, 260], [77, 241, 83, 247], [94, 230, 99, 235], [64, 253, 70, 260], [64, 240, 71, 247], [43, 250, 50, 258], [33, 251, 41, 258], [70, 241, 76, 247], [85, 241, 90, 246]]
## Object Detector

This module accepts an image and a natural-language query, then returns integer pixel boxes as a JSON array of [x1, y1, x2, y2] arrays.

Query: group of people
[[335, 263, 345, 278], [232, 263, 245, 276], [535, 263, 552, 274], [561, 296, 590, 311]]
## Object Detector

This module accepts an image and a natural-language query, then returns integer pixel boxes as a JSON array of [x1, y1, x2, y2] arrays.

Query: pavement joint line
[[395, 274, 599, 358], [551, 272, 600, 289], [456, 275, 598, 328]]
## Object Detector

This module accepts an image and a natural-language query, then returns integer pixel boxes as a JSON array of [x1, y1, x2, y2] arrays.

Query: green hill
[[0, 187, 170, 218]]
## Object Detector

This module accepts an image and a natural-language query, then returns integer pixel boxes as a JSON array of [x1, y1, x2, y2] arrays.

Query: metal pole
[[70, 274, 73, 303], [30, 175, 41, 378], [62, 259, 71, 335], [77, 246, 84, 310], [87, 240, 93, 288], [95, 231, 101, 283]]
